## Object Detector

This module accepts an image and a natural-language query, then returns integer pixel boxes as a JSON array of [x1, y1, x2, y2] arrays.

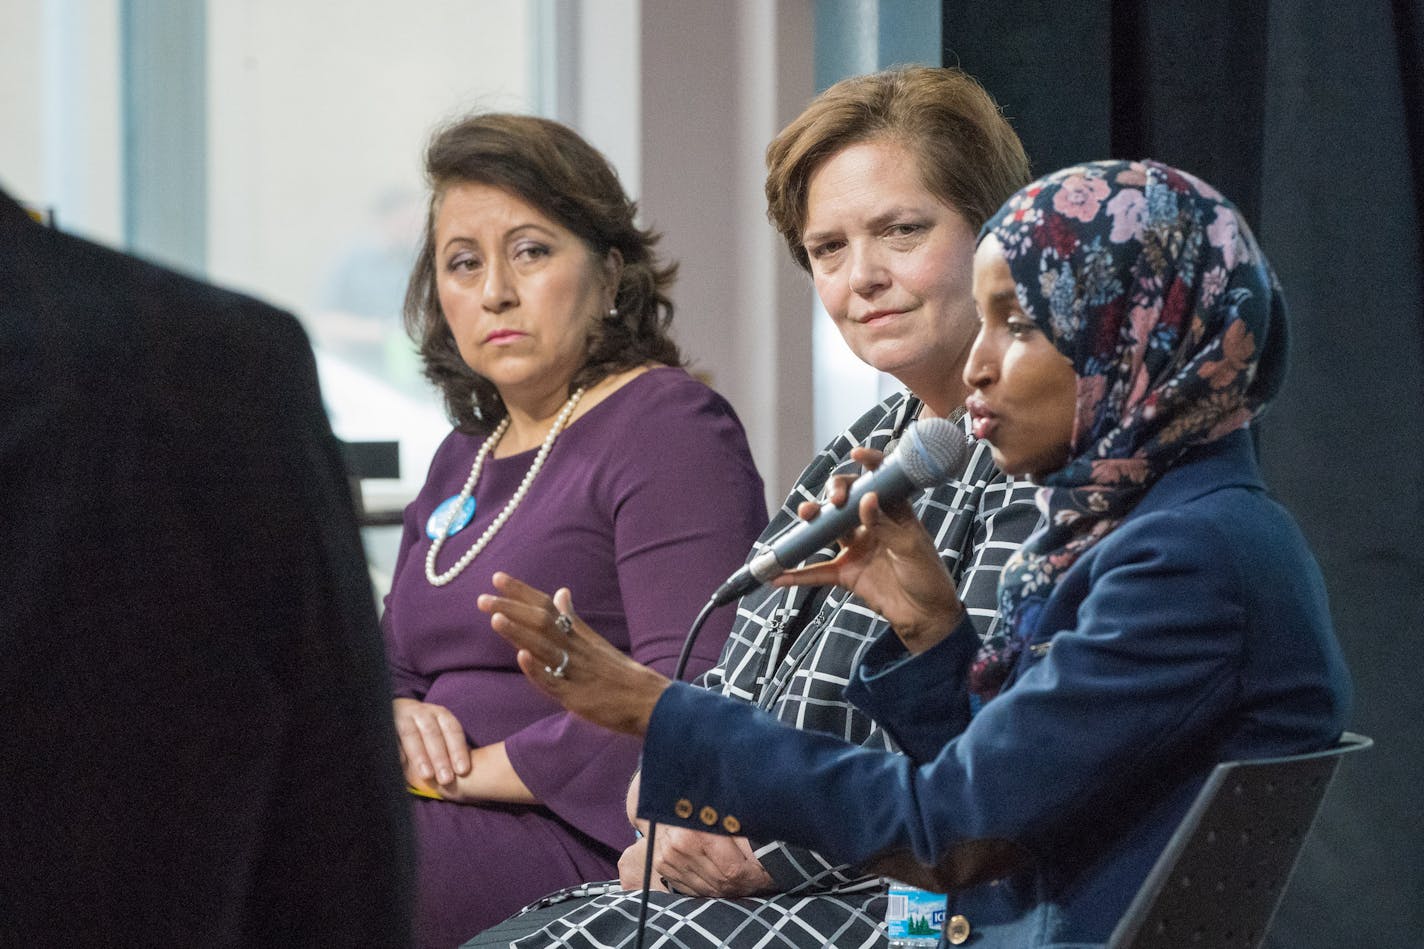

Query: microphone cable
[[634, 593, 720, 949]]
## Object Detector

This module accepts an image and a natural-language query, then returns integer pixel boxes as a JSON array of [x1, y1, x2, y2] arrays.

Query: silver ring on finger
[[545, 648, 570, 679], [554, 612, 574, 635]]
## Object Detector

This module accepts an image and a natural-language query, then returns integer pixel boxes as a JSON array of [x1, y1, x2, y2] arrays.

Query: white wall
[[574, 0, 642, 200], [649, 0, 818, 508], [575, 0, 818, 508]]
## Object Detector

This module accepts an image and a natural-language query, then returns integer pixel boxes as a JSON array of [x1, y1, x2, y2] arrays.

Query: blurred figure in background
[[314, 186, 427, 395], [0, 184, 413, 947]]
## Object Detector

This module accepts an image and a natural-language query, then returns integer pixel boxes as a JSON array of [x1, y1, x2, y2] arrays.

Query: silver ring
[[554, 613, 574, 635], [545, 649, 570, 679]]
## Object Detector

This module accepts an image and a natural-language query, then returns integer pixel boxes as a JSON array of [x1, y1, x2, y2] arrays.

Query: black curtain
[[943, 2, 1424, 947]]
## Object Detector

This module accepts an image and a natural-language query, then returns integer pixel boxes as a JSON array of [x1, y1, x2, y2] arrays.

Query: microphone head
[[896, 417, 972, 488]]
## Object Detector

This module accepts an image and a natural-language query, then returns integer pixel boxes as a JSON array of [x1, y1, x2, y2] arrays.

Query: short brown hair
[[765, 66, 1030, 272], [405, 113, 681, 433]]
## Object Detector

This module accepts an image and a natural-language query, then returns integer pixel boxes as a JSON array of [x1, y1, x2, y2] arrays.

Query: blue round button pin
[[426, 494, 476, 540]]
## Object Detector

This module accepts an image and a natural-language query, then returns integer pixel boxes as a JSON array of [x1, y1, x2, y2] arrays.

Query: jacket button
[[947, 914, 971, 945], [674, 799, 693, 819], [722, 814, 741, 834], [699, 805, 718, 826]]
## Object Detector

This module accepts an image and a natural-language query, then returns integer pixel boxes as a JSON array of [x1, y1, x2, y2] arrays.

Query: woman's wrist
[[894, 600, 967, 654], [620, 666, 673, 736]]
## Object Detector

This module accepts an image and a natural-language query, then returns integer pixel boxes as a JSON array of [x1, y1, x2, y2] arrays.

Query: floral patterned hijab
[[968, 159, 1289, 704]]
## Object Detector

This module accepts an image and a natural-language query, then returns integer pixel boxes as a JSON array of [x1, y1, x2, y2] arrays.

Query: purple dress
[[382, 367, 766, 948]]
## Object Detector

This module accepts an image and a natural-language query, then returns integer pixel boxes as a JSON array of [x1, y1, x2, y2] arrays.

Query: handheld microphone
[[709, 418, 971, 606]]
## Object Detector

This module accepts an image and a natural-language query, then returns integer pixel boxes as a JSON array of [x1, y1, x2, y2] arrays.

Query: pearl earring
[[607, 306, 619, 318]]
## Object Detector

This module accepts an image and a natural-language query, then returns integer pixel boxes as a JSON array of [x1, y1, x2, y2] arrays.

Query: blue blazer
[[639, 429, 1351, 947]]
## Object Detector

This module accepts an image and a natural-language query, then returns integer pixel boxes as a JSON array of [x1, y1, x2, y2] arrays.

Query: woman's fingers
[[617, 835, 657, 891], [481, 574, 583, 666], [486, 575, 559, 624], [392, 699, 435, 781], [793, 498, 821, 522], [512, 647, 559, 695], [489, 583, 584, 684], [847, 445, 885, 468], [822, 474, 852, 508], [481, 573, 671, 736], [482, 603, 559, 673], [490, 574, 580, 647], [436, 713, 471, 777], [416, 712, 464, 784], [772, 558, 845, 588], [856, 490, 922, 545], [653, 828, 772, 897], [392, 699, 470, 785], [489, 570, 553, 606], [857, 490, 883, 529], [821, 448, 882, 508], [552, 587, 579, 627]]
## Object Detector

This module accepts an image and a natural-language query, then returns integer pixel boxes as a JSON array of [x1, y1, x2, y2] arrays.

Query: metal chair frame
[[1108, 732, 1372, 949]]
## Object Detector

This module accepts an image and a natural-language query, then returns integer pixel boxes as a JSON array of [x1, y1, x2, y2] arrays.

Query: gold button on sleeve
[[699, 805, 718, 826], [674, 798, 693, 819], [722, 814, 741, 834], [947, 914, 971, 945]]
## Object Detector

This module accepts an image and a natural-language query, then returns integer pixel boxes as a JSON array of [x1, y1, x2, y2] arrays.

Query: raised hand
[[478, 573, 670, 736]]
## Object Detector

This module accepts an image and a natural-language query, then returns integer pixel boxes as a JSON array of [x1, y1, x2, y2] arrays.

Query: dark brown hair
[[405, 112, 681, 433], [765, 66, 1031, 271]]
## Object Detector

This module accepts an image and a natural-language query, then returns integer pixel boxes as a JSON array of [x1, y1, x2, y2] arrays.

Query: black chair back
[[1108, 732, 1372, 949]]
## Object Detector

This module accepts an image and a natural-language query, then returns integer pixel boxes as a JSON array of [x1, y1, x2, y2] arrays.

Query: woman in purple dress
[[383, 113, 766, 948]]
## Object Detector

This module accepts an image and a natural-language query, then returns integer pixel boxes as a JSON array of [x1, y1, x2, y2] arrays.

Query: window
[[5, 0, 545, 595], [206, 1, 537, 514]]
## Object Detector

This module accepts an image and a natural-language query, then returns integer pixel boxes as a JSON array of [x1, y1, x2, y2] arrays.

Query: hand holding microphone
[[711, 418, 971, 653]]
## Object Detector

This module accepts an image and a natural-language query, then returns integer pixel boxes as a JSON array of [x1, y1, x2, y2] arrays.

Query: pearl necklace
[[425, 388, 585, 586]]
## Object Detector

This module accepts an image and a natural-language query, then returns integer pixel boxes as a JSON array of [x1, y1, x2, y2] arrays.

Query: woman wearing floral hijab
[[964, 159, 1295, 707], [480, 160, 1353, 947]]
